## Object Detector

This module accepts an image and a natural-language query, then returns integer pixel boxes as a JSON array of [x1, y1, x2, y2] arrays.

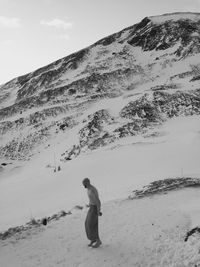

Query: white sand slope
[[1, 188, 200, 267]]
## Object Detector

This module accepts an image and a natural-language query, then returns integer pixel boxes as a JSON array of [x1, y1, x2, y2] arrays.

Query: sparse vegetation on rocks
[[0, 210, 72, 241], [129, 177, 200, 199], [1, 13, 200, 162]]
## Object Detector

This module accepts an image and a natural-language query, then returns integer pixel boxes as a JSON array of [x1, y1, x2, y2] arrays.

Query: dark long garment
[[85, 205, 99, 241]]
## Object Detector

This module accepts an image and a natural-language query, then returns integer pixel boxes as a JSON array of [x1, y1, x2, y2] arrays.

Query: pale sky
[[0, 0, 199, 85]]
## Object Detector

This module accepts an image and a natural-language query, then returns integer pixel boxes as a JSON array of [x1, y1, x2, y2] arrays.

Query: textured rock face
[[1, 12, 200, 161], [127, 16, 200, 57], [128, 177, 200, 199], [79, 109, 116, 150]]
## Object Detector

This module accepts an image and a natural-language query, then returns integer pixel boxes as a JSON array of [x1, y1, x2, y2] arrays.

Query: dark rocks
[[114, 120, 150, 138], [93, 31, 122, 46], [1, 162, 12, 166], [128, 17, 200, 57], [120, 95, 162, 122], [74, 205, 83, 210], [1, 14, 200, 162], [129, 177, 200, 199], [42, 218, 47, 225], [134, 17, 151, 31], [185, 227, 200, 241], [151, 84, 178, 91], [190, 75, 200, 82], [153, 90, 200, 117], [170, 71, 193, 81], [62, 87, 200, 155], [0, 210, 72, 240], [79, 109, 115, 148], [88, 133, 116, 150], [0, 108, 77, 160], [63, 145, 81, 161], [1, 87, 200, 161], [57, 116, 76, 131], [0, 129, 49, 160]]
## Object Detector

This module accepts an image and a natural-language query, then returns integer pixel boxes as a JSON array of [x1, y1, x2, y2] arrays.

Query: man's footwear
[[88, 240, 96, 247], [92, 239, 102, 248]]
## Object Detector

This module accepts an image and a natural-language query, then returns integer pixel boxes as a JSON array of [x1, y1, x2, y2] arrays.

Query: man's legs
[[85, 206, 102, 247]]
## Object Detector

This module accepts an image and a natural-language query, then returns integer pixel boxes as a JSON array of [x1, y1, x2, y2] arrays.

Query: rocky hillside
[[1, 12, 200, 162]]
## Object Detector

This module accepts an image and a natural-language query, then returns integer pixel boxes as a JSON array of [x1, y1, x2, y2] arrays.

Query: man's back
[[87, 185, 100, 207]]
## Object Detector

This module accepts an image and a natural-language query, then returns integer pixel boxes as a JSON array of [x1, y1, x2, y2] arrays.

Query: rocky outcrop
[[127, 17, 200, 58], [120, 89, 200, 123], [0, 107, 78, 160], [1, 85, 200, 160], [60, 86, 200, 158], [16, 48, 89, 102], [0, 210, 72, 241], [185, 227, 200, 242], [129, 177, 200, 199], [1, 13, 200, 161], [79, 109, 115, 147], [120, 95, 163, 122], [0, 129, 49, 160], [114, 120, 153, 138], [153, 89, 200, 117]]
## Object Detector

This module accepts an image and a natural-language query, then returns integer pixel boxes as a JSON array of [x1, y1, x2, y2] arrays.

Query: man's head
[[82, 178, 90, 188]]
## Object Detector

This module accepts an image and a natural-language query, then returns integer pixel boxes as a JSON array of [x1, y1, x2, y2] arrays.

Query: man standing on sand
[[82, 178, 102, 248]]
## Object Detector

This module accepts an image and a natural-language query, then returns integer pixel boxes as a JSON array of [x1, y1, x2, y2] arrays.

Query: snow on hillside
[[1, 187, 200, 267], [0, 115, 200, 233], [0, 13, 200, 266], [1, 11, 200, 164]]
